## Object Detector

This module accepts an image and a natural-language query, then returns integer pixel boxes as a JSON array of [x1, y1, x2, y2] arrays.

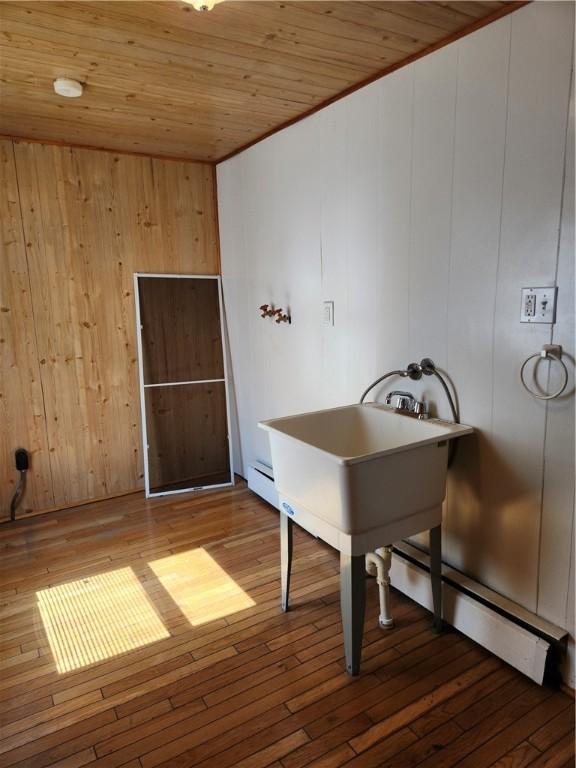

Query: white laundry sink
[[260, 402, 473, 677], [260, 404, 472, 542]]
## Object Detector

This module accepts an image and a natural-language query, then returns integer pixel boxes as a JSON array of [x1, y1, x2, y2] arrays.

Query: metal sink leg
[[280, 512, 293, 612], [430, 524, 443, 633], [340, 553, 366, 676]]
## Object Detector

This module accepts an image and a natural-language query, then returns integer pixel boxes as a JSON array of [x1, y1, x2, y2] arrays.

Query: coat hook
[[260, 304, 291, 324], [259, 304, 275, 319]]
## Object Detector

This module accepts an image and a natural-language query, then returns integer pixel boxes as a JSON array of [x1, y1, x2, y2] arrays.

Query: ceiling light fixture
[[183, 0, 220, 11], [53, 78, 83, 98]]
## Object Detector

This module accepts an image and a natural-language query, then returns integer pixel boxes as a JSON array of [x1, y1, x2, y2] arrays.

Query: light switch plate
[[323, 301, 334, 326], [520, 286, 557, 323]]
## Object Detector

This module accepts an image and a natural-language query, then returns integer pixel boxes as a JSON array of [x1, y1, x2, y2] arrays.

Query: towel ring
[[520, 344, 569, 400]]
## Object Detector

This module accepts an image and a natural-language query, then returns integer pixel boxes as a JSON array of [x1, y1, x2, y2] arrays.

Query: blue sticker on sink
[[282, 502, 295, 516]]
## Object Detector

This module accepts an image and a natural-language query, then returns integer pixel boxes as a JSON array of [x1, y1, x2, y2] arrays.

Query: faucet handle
[[406, 363, 423, 380], [414, 400, 430, 419], [420, 358, 436, 376]]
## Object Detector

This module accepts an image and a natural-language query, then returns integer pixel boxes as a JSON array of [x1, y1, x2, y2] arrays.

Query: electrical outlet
[[323, 301, 334, 326], [524, 293, 536, 318], [520, 287, 557, 323]]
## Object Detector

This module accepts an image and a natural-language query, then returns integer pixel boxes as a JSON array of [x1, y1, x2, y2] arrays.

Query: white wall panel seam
[[488, 18, 512, 444], [406, 72, 416, 365], [536, 61, 575, 616], [566, 519, 575, 627], [444, 43, 461, 530]]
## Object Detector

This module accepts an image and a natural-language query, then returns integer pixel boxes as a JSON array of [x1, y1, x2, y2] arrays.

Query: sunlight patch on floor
[[37, 567, 169, 673], [148, 548, 255, 626]]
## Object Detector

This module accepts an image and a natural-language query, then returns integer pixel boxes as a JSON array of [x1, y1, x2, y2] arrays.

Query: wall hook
[[260, 304, 291, 324], [259, 304, 275, 319]]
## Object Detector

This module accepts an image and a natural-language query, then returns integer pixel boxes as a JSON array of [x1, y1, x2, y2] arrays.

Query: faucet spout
[[385, 390, 429, 419]]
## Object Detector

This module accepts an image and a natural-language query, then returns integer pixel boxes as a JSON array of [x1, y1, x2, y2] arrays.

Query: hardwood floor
[[0, 483, 573, 768]]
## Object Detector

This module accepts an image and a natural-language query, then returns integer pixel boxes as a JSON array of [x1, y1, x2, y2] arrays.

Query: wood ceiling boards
[[0, 1, 526, 162]]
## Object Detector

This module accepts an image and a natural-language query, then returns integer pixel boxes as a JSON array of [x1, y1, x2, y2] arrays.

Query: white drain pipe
[[366, 546, 394, 629]]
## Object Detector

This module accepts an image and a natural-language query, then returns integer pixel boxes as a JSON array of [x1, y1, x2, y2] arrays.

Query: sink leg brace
[[340, 554, 366, 676]]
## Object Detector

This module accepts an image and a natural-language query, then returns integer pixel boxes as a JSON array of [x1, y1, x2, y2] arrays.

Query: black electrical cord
[[5, 449, 29, 523], [9, 472, 26, 521]]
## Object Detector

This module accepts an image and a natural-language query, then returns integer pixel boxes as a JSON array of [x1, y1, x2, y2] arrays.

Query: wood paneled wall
[[0, 140, 54, 515], [0, 140, 219, 519]]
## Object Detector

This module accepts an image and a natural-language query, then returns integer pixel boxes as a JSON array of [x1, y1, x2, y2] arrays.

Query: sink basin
[[261, 403, 473, 677], [260, 404, 472, 544]]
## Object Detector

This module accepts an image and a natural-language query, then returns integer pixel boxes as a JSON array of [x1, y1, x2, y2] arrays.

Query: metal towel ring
[[520, 344, 569, 400]]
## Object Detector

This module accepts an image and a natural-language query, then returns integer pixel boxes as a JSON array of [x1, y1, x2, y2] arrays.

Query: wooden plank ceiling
[[0, 1, 524, 162]]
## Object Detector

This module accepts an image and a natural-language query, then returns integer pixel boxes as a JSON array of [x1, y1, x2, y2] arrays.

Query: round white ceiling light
[[53, 78, 83, 98], [183, 0, 219, 11]]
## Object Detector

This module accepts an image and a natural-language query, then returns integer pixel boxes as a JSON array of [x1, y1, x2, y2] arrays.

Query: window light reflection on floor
[[37, 567, 169, 673], [148, 548, 255, 626]]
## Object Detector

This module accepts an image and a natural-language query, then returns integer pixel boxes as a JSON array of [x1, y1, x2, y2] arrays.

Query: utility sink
[[260, 404, 472, 544], [260, 403, 473, 676]]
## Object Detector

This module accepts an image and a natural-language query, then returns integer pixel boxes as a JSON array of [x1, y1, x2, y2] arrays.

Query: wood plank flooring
[[0, 483, 573, 768]]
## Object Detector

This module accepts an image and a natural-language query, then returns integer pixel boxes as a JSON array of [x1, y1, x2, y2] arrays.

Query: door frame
[[134, 272, 235, 498]]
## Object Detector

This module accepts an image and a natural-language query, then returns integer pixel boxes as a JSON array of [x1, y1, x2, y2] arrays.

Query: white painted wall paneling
[[218, 1, 575, 677]]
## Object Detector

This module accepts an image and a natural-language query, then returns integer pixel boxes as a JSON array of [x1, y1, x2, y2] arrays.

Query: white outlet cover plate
[[520, 286, 557, 323]]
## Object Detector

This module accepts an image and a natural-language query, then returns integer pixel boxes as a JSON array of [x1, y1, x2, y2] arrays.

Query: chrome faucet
[[385, 390, 429, 419]]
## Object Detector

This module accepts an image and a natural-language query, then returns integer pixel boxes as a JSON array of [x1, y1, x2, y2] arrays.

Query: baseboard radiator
[[247, 463, 568, 685], [247, 462, 279, 509]]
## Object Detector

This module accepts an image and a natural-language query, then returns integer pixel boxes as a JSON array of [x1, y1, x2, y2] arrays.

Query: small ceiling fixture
[[53, 78, 83, 98], [182, 0, 222, 11]]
